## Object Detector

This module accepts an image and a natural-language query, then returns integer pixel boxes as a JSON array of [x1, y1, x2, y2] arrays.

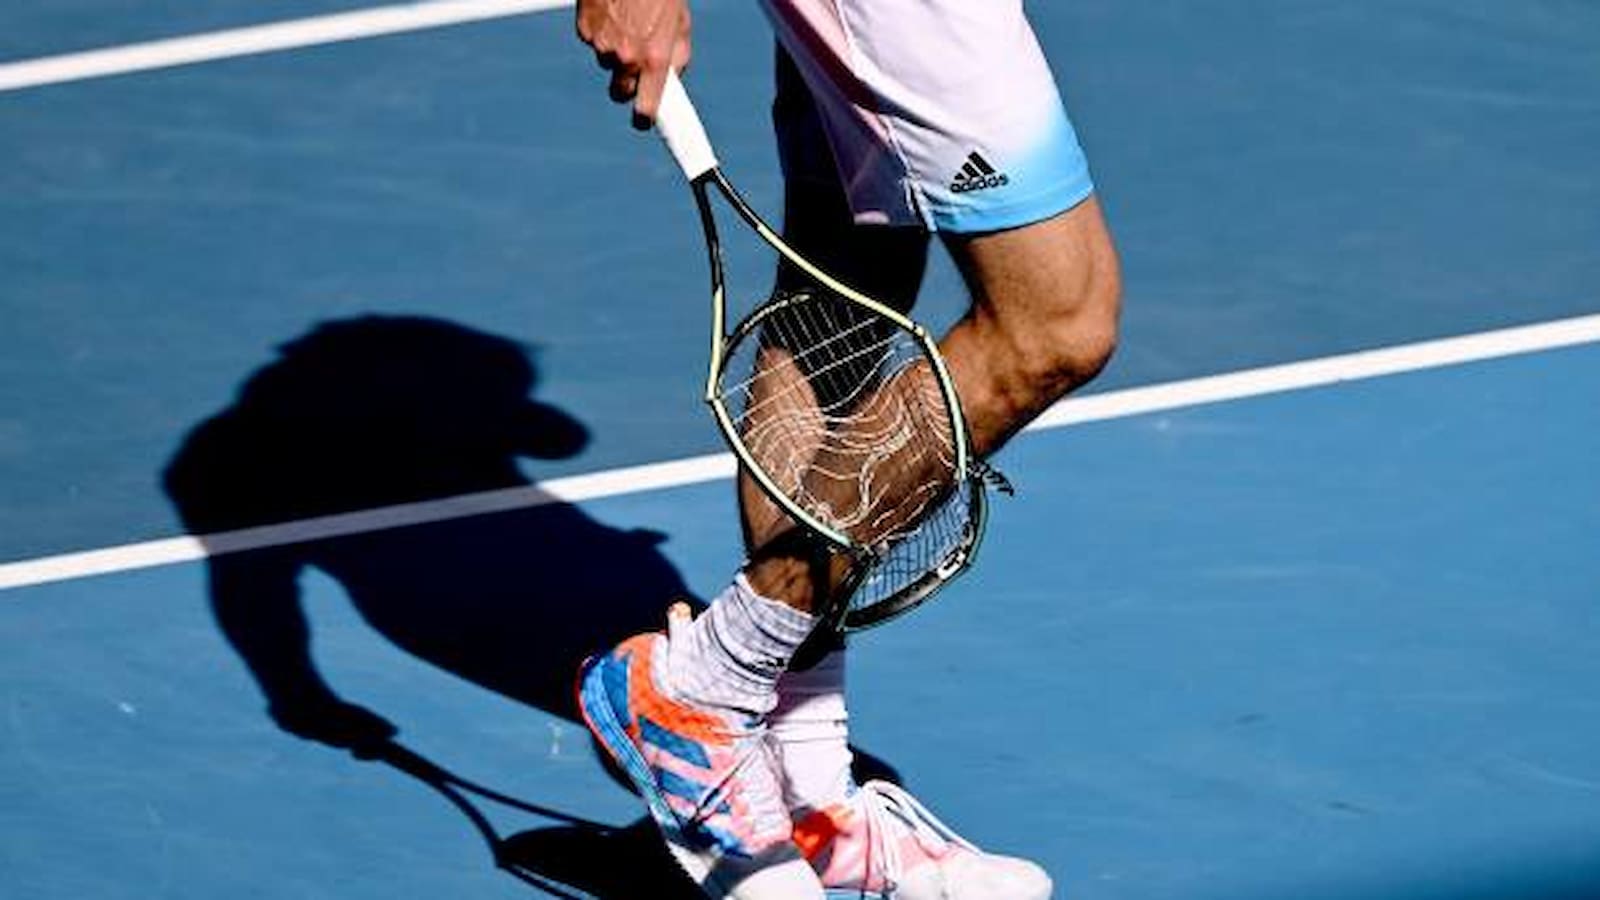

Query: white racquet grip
[[656, 69, 718, 181]]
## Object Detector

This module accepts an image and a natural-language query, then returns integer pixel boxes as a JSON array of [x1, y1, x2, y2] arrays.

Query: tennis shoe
[[576, 616, 824, 899], [792, 780, 1052, 899]]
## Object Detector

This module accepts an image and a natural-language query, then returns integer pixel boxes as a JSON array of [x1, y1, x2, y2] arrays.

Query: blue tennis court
[[3, 2, 1598, 898]]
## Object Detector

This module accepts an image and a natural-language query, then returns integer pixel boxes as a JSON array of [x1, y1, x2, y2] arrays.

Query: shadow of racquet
[[370, 740, 702, 899]]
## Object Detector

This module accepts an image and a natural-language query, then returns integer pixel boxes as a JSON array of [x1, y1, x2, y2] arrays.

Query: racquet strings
[[720, 287, 976, 612]]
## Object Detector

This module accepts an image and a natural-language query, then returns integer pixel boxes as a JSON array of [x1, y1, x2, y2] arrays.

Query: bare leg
[[941, 196, 1122, 456], [743, 198, 1119, 612], [739, 132, 931, 612]]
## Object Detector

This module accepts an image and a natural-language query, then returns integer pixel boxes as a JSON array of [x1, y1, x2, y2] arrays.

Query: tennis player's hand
[[576, 0, 692, 129]]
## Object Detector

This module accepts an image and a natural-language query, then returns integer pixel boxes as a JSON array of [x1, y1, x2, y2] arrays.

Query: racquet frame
[[659, 72, 988, 630]]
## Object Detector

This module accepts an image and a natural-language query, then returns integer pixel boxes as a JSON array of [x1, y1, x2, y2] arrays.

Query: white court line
[[0, 0, 573, 93], [1026, 313, 1600, 430], [2, 312, 1598, 591]]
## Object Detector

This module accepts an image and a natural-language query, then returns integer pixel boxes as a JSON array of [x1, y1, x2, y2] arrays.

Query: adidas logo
[[949, 151, 1009, 194]]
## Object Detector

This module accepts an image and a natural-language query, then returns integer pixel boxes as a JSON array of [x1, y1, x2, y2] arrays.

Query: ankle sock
[[770, 648, 854, 811], [664, 574, 817, 717]]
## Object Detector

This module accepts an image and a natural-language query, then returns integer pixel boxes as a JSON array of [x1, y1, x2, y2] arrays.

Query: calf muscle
[[941, 196, 1121, 455]]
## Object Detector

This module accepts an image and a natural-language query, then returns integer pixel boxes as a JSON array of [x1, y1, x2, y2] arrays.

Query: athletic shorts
[[758, 0, 1095, 234]]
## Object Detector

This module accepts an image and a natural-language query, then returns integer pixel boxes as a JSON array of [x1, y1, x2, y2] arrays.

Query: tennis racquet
[[654, 71, 999, 631]]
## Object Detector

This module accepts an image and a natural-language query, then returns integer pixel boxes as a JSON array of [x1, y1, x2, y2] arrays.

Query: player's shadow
[[161, 315, 682, 725], [162, 314, 894, 898]]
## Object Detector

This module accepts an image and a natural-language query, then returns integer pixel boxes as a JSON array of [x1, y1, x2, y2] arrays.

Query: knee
[[1050, 264, 1121, 387], [1008, 255, 1121, 403], [948, 202, 1124, 447]]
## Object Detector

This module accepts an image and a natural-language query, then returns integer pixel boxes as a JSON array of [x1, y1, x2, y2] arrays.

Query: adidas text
[[950, 152, 1010, 194], [951, 173, 1010, 194]]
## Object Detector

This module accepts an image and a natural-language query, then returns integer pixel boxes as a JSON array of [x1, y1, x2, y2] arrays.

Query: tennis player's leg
[[940, 197, 1120, 457], [735, 46, 935, 605], [752, 220, 1108, 898], [755, 202, 1112, 900], [578, 4, 1108, 897], [745, 1, 1115, 897], [756, 213, 1113, 900], [574, 48, 832, 896]]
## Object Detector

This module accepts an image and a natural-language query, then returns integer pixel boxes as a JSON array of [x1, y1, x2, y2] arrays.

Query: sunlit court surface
[[3, 2, 1599, 898]]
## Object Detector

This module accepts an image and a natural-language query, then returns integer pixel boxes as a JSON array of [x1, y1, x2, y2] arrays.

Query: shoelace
[[852, 780, 982, 898]]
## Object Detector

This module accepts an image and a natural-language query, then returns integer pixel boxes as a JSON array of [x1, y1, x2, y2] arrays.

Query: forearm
[[208, 553, 328, 704]]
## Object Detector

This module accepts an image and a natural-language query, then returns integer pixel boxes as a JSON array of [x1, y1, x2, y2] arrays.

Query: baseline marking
[[0, 0, 574, 93], [2, 312, 1597, 591]]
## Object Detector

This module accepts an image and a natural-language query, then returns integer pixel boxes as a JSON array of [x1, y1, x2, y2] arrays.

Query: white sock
[[770, 648, 854, 812], [665, 574, 817, 718]]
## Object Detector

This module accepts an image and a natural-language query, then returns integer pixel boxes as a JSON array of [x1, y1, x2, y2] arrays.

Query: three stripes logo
[[950, 151, 1009, 194]]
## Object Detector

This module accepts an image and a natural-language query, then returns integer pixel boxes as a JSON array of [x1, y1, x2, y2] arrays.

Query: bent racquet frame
[[656, 71, 986, 629]]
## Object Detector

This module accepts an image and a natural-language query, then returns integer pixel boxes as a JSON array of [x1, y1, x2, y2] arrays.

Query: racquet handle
[[656, 69, 719, 181]]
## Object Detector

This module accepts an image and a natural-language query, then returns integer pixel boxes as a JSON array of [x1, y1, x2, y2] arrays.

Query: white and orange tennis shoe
[[792, 780, 1052, 900], [577, 628, 824, 899]]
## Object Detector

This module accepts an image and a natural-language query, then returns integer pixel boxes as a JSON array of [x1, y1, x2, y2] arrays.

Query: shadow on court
[[161, 315, 684, 728], [369, 739, 707, 899], [160, 315, 711, 897], [161, 314, 896, 897]]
